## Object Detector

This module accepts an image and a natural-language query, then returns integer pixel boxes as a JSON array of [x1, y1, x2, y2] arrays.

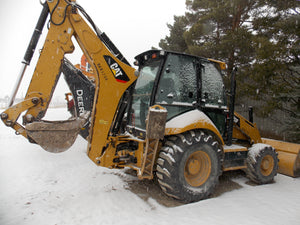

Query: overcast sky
[[0, 0, 186, 98]]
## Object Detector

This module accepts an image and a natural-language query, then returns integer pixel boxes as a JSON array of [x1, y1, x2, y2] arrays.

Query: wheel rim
[[184, 151, 211, 187], [260, 155, 274, 176]]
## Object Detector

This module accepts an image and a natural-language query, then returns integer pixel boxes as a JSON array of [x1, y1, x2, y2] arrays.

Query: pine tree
[[160, 0, 264, 74], [246, 1, 300, 142], [159, 16, 188, 52], [159, 0, 299, 142]]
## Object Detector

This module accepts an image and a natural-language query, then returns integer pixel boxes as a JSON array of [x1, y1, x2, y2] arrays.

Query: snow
[[248, 143, 271, 161], [1, 108, 300, 225], [224, 144, 247, 150], [166, 109, 216, 130]]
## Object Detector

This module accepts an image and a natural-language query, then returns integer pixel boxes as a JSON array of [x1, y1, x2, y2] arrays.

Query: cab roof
[[134, 49, 227, 70]]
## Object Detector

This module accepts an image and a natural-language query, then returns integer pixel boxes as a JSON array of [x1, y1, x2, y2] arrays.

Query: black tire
[[247, 144, 278, 184], [156, 130, 223, 203]]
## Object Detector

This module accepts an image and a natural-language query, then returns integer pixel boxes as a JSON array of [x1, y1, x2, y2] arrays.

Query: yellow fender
[[165, 109, 224, 145]]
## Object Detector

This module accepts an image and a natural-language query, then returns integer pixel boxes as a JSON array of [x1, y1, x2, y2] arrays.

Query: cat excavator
[[1, 0, 299, 203]]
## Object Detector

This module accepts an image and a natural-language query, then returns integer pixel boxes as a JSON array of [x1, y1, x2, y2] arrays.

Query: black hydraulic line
[[248, 106, 253, 123], [99, 32, 131, 66], [226, 67, 237, 146], [23, 2, 49, 65], [9, 2, 49, 107], [73, 2, 131, 66]]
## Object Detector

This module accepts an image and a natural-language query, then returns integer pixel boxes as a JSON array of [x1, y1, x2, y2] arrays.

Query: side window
[[156, 54, 197, 104], [201, 62, 226, 107], [155, 54, 197, 119]]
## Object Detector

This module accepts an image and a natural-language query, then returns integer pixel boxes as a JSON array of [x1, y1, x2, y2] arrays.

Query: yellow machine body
[[1, 0, 299, 203]]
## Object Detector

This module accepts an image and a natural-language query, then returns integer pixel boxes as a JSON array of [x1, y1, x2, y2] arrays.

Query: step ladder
[[138, 105, 167, 179]]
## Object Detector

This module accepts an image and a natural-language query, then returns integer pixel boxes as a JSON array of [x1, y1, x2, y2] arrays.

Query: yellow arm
[[232, 112, 262, 144], [1, 0, 137, 164]]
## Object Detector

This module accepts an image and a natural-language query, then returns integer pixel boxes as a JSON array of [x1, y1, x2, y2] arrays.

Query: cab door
[[154, 53, 198, 120], [200, 62, 227, 135]]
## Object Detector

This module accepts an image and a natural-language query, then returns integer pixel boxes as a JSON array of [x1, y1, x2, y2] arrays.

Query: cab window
[[201, 62, 226, 107], [155, 53, 197, 119]]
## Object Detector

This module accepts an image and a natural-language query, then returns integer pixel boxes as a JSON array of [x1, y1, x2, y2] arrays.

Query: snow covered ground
[[0, 108, 299, 225]]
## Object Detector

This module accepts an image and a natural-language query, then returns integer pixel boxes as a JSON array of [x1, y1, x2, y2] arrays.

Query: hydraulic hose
[[9, 2, 49, 107]]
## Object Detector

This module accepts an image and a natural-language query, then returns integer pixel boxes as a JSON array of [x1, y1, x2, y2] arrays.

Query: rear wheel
[[247, 144, 278, 184], [156, 130, 222, 203]]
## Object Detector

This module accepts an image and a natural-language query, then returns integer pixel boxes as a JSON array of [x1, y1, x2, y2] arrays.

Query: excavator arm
[[1, 0, 137, 162]]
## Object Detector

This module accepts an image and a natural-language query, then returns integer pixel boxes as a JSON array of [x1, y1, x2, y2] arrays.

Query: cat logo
[[104, 55, 129, 83]]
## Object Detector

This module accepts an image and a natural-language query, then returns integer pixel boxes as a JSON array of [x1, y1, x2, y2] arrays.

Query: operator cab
[[127, 50, 227, 138]]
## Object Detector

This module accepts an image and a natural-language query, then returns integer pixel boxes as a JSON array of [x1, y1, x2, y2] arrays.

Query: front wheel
[[156, 130, 223, 203], [247, 144, 278, 184]]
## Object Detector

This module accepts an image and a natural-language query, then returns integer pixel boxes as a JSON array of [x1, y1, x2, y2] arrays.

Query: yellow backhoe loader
[[1, 0, 299, 203]]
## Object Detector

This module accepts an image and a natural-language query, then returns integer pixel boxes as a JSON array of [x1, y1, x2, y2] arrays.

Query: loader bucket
[[262, 138, 300, 178], [25, 116, 87, 153]]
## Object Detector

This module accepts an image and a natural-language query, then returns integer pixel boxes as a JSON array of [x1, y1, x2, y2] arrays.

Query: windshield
[[130, 59, 161, 129]]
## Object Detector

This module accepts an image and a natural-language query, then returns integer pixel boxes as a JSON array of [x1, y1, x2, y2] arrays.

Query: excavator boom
[[1, 0, 137, 161]]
